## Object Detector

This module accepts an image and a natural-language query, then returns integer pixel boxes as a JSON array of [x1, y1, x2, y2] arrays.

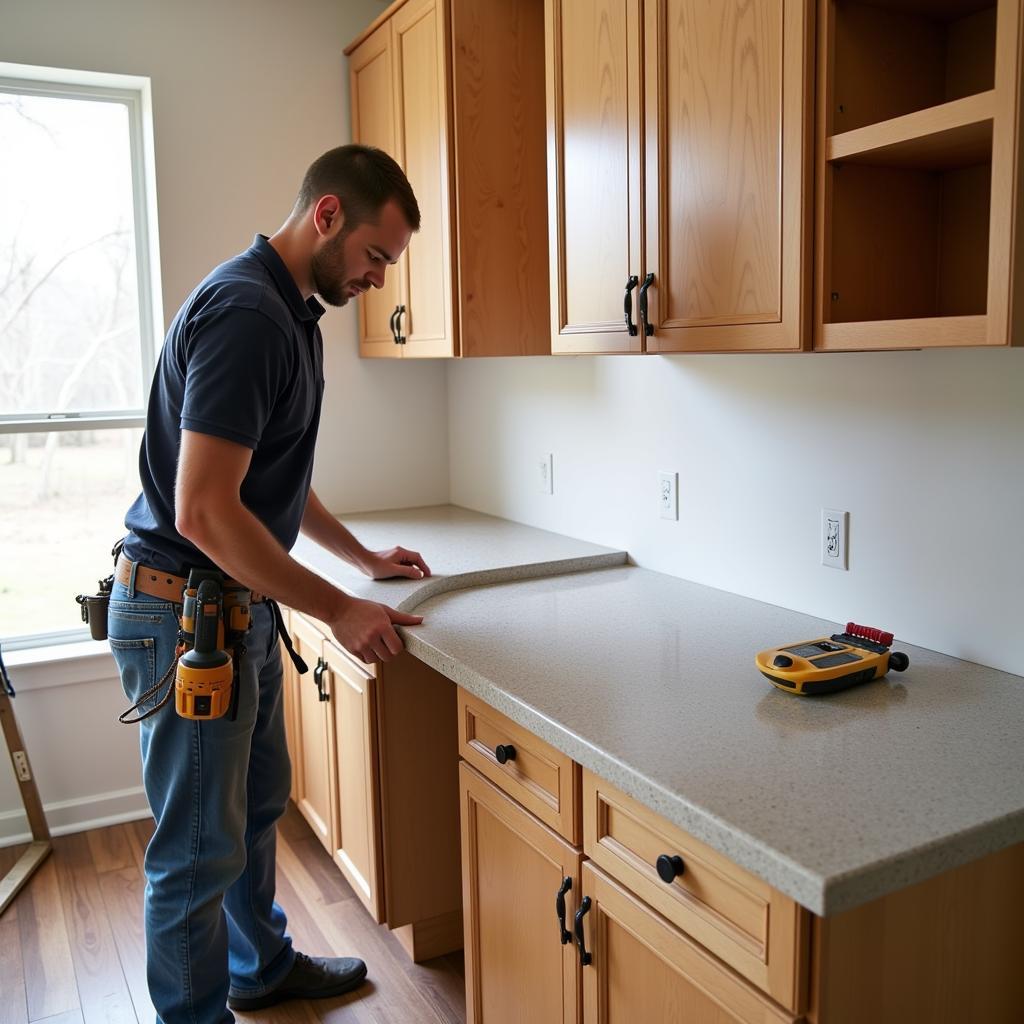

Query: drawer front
[[582, 770, 807, 1011], [458, 688, 580, 844]]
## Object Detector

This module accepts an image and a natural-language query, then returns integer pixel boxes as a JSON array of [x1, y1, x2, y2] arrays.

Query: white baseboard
[[0, 785, 151, 847]]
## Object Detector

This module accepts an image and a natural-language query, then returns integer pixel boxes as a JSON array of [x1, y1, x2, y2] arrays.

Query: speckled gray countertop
[[294, 508, 1024, 917], [402, 567, 1024, 917], [291, 505, 628, 604]]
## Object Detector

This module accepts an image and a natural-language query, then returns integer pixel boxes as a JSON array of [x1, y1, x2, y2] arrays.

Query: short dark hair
[[295, 144, 420, 231]]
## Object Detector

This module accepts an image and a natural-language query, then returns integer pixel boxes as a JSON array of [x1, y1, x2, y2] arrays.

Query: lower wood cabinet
[[460, 761, 581, 1024], [323, 638, 383, 922], [580, 863, 799, 1024], [281, 610, 463, 960], [288, 612, 336, 854]]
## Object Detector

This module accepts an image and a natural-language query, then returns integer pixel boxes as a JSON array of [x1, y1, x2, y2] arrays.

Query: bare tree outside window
[[0, 71, 160, 645]]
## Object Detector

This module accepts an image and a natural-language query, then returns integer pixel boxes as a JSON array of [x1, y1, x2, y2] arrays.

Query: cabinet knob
[[494, 743, 516, 765], [389, 306, 400, 344], [395, 304, 407, 345], [656, 853, 685, 883]]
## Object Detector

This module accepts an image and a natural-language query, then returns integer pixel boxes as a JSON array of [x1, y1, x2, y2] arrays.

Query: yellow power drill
[[176, 572, 236, 719]]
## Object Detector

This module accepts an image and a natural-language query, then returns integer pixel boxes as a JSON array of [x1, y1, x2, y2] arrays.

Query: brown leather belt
[[114, 554, 266, 604]]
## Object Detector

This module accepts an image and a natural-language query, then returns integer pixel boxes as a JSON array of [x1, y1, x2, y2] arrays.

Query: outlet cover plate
[[659, 471, 678, 521], [821, 508, 848, 570], [539, 453, 554, 495]]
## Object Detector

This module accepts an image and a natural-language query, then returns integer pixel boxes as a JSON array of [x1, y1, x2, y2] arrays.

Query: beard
[[311, 230, 367, 307]]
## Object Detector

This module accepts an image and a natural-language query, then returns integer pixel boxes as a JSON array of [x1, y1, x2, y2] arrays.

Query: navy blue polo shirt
[[122, 235, 325, 574]]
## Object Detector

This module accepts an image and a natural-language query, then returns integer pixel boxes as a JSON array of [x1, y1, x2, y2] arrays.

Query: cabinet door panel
[[393, 0, 455, 357], [326, 642, 383, 923], [581, 864, 798, 1024], [350, 21, 404, 359], [461, 762, 580, 1024], [291, 628, 334, 853], [646, 0, 810, 351], [547, 0, 644, 353]]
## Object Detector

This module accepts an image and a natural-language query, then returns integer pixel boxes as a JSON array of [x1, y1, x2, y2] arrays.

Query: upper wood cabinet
[[546, 0, 813, 354], [346, 0, 550, 358], [815, 0, 1024, 350]]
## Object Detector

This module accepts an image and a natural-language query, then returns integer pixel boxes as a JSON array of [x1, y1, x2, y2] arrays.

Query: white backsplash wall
[[448, 349, 1024, 676]]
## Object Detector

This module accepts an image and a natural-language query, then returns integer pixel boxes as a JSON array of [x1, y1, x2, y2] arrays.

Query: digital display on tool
[[755, 622, 909, 696]]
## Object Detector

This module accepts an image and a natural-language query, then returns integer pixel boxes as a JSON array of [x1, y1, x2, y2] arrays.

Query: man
[[108, 145, 426, 1023]]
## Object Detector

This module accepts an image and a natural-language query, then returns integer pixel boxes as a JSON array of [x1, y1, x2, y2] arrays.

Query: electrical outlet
[[539, 453, 554, 495], [658, 471, 678, 520], [821, 508, 848, 570], [12, 750, 32, 782]]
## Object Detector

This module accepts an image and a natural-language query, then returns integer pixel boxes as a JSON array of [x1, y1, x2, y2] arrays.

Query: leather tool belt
[[114, 553, 267, 604]]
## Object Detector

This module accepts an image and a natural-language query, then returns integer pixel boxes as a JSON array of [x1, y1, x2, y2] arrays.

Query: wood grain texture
[[349, 19, 405, 360], [1, 807, 464, 1024], [809, 841, 1024, 1024], [52, 832, 137, 1023], [392, 0, 456, 358], [325, 641, 384, 923], [582, 863, 798, 1024], [646, 0, 812, 352], [376, 652, 461, 932], [0, 911, 28, 1024], [582, 769, 807, 1013], [459, 763, 580, 1024], [16, 854, 78, 1020], [663, 0, 781, 323], [547, 0, 644, 353], [451, 0, 550, 357]]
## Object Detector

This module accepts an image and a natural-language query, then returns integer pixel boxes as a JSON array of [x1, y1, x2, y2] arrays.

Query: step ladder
[[0, 649, 51, 916]]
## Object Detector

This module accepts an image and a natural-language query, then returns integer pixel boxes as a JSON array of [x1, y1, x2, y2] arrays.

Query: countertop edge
[[404, 628, 1024, 917]]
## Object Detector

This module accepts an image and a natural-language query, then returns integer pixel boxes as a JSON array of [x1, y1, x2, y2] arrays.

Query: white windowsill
[[3, 639, 117, 692]]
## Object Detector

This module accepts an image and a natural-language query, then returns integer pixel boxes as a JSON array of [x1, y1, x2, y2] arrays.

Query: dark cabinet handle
[[623, 275, 639, 336], [495, 743, 516, 765], [555, 876, 573, 945], [395, 304, 407, 345], [574, 895, 592, 966], [656, 853, 685, 883], [388, 306, 400, 344], [312, 658, 329, 702], [638, 272, 655, 337]]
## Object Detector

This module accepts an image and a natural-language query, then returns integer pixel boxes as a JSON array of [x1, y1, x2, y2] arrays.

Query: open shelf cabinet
[[815, 0, 1022, 349]]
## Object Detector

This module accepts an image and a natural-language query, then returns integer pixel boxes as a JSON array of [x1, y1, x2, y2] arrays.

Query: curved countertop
[[295, 506, 1024, 917]]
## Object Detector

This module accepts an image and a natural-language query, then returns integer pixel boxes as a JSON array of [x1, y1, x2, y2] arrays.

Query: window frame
[[0, 62, 163, 650]]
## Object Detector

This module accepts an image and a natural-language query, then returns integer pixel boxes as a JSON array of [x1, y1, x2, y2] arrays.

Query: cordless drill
[[175, 574, 234, 719]]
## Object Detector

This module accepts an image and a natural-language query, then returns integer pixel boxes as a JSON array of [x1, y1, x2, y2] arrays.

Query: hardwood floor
[[0, 805, 466, 1024]]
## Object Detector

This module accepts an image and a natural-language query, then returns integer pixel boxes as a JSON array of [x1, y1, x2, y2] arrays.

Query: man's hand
[[329, 594, 423, 664], [361, 546, 432, 581]]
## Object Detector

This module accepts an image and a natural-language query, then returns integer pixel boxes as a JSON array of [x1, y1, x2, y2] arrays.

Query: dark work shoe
[[227, 952, 368, 1010]]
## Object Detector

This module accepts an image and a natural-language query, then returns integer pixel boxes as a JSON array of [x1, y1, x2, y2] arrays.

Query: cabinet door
[[349, 20, 405, 359], [643, 0, 811, 352], [290, 617, 335, 854], [461, 762, 581, 1024], [392, 0, 456, 357], [324, 640, 384, 923], [580, 864, 798, 1024], [546, 0, 645, 353]]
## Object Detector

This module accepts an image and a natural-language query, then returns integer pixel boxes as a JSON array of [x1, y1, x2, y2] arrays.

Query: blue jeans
[[108, 577, 295, 1024]]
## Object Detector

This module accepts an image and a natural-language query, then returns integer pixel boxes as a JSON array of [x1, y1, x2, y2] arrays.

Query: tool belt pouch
[[76, 575, 114, 642], [175, 570, 251, 721]]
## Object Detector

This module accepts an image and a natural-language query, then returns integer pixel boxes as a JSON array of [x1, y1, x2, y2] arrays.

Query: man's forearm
[[180, 496, 349, 623], [300, 489, 371, 571]]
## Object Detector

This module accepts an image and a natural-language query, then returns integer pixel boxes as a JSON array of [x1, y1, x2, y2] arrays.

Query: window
[[0, 63, 162, 649]]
